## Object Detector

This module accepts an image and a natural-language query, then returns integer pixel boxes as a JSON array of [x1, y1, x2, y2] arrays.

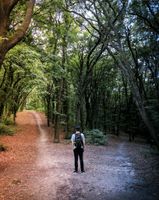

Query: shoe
[[73, 170, 78, 173], [81, 170, 85, 173]]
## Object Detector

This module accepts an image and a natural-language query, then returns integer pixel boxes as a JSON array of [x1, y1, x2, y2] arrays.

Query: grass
[[0, 123, 15, 136], [2, 117, 14, 125]]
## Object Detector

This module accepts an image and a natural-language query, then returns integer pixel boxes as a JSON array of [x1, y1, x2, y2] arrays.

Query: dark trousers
[[73, 148, 84, 172]]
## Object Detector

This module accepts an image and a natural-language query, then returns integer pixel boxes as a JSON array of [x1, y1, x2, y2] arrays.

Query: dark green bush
[[0, 123, 14, 136], [85, 129, 107, 145]]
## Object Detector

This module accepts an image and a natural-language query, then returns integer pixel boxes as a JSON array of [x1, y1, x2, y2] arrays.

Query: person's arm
[[81, 133, 85, 148], [71, 134, 75, 148]]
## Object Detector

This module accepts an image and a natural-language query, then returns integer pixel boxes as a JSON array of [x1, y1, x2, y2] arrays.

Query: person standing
[[71, 125, 85, 173]]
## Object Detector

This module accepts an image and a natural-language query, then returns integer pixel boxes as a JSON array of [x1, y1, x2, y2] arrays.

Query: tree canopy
[[0, 0, 159, 146]]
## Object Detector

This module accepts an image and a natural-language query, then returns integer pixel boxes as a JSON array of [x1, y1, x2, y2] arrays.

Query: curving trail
[[0, 111, 159, 200]]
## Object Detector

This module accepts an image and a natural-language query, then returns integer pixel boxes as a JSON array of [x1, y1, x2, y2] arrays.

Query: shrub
[[0, 123, 14, 136], [85, 129, 107, 145], [2, 117, 14, 125]]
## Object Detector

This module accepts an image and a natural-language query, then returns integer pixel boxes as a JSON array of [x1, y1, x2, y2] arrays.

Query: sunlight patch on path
[[31, 111, 72, 200], [32, 111, 58, 168]]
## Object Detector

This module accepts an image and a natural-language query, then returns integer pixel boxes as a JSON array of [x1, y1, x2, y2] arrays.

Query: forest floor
[[0, 111, 159, 200]]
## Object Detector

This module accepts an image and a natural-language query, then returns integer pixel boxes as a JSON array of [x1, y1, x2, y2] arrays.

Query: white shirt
[[71, 131, 85, 149]]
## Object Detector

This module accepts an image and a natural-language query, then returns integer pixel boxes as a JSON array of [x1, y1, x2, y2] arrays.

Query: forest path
[[0, 111, 159, 200]]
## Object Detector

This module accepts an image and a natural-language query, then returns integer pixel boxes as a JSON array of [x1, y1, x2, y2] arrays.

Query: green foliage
[[0, 123, 15, 136], [2, 117, 14, 125], [85, 129, 107, 145], [0, 42, 45, 118], [0, 144, 7, 152], [1, 0, 158, 145], [25, 88, 44, 111]]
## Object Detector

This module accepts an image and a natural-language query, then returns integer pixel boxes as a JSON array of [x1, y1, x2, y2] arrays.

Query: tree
[[0, 0, 36, 120], [0, 0, 35, 68], [65, 0, 159, 146], [0, 43, 43, 122]]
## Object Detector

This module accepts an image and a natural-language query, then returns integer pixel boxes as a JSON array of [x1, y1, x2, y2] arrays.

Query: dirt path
[[0, 111, 159, 200]]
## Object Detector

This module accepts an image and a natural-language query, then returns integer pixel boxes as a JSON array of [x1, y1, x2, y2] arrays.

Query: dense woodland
[[0, 0, 159, 146]]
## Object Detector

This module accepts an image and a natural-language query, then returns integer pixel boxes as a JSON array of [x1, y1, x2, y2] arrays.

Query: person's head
[[75, 125, 80, 132]]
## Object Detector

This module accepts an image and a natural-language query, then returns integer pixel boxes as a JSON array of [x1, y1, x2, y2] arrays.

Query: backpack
[[75, 133, 83, 148]]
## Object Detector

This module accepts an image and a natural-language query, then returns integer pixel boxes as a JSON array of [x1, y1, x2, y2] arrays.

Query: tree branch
[[8, 0, 36, 50], [130, 12, 159, 34], [9, 0, 20, 13]]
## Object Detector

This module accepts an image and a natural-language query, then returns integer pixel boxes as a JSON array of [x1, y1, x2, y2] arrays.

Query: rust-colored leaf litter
[[0, 111, 41, 200], [0, 111, 159, 200]]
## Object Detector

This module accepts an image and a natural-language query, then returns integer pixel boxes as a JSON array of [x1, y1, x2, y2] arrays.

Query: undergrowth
[[2, 117, 14, 125], [0, 123, 15, 136], [85, 129, 107, 145]]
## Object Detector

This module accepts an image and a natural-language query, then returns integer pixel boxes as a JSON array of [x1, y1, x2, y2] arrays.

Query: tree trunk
[[46, 97, 50, 127], [54, 113, 60, 143], [54, 79, 63, 143], [122, 60, 159, 147], [0, 0, 35, 68], [85, 94, 92, 129], [107, 47, 159, 148]]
